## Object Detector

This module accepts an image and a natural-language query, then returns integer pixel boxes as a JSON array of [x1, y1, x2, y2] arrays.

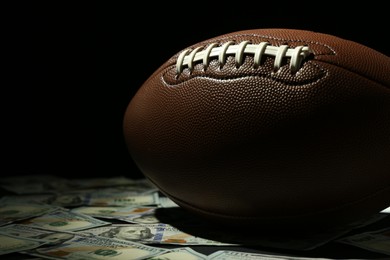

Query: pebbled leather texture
[[123, 28, 390, 230]]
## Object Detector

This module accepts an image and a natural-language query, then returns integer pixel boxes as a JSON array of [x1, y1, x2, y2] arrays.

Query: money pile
[[0, 175, 389, 260]]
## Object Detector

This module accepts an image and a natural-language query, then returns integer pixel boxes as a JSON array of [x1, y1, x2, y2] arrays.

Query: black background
[[3, 3, 388, 179]]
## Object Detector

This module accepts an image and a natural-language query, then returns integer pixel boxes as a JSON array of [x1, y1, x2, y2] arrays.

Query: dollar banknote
[[147, 247, 208, 260], [18, 208, 111, 232], [79, 223, 236, 246], [336, 227, 390, 256], [158, 196, 179, 208], [0, 224, 78, 245], [48, 191, 160, 207], [207, 250, 350, 260], [380, 206, 390, 213], [71, 206, 159, 224], [0, 233, 47, 256], [0, 202, 59, 226], [30, 234, 170, 260], [84, 191, 160, 207]]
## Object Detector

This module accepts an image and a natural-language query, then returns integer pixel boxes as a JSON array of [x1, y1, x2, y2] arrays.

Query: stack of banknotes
[[0, 175, 389, 260]]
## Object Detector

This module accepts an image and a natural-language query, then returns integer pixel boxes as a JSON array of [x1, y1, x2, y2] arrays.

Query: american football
[[123, 28, 390, 231]]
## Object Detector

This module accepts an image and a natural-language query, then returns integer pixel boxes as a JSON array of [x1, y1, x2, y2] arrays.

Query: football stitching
[[215, 33, 337, 55], [162, 33, 336, 86], [175, 41, 313, 75]]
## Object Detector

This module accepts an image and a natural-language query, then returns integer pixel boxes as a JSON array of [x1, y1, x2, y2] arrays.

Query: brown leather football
[[123, 28, 390, 231]]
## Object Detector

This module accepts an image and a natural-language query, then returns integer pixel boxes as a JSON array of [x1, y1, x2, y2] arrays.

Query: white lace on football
[[176, 41, 312, 74]]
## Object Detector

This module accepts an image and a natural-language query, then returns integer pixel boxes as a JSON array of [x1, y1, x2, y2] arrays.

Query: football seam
[[162, 59, 389, 90], [161, 60, 327, 87]]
